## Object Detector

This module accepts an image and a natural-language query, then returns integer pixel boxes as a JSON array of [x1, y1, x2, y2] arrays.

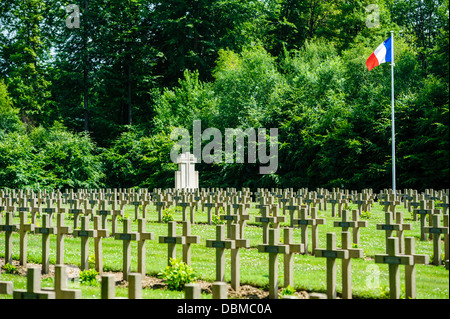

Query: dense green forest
[[0, 0, 448, 191]]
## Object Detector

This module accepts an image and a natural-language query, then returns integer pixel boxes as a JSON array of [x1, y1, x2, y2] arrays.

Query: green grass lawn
[[0, 200, 448, 299]]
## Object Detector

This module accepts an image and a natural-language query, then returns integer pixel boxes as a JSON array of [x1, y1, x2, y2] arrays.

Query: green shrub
[[79, 269, 100, 286], [212, 207, 226, 225], [361, 211, 372, 219], [378, 286, 390, 299], [101, 128, 177, 189], [212, 213, 225, 225], [34, 122, 105, 189], [280, 285, 295, 296], [158, 258, 197, 291], [1, 263, 19, 274], [0, 121, 104, 189], [117, 212, 130, 223], [88, 254, 96, 269], [0, 80, 22, 133], [162, 207, 175, 223]]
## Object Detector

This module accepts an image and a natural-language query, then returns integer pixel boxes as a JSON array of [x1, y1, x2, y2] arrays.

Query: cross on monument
[[13, 266, 55, 299], [154, 194, 171, 223], [203, 195, 217, 225], [56, 213, 72, 265], [423, 213, 449, 266], [34, 213, 56, 274], [180, 221, 200, 265], [93, 215, 109, 275], [73, 215, 97, 271], [375, 237, 413, 299], [394, 211, 412, 253], [114, 218, 140, 281], [109, 198, 124, 235], [255, 206, 276, 245], [340, 231, 364, 299], [379, 194, 400, 213], [351, 210, 368, 246], [96, 200, 111, 231], [137, 218, 154, 276], [310, 207, 326, 254], [282, 227, 304, 288], [269, 203, 285, 229], [352, 193, 372, 215], [443, 214, 449, 265], [413, 200, 434, 241], [18, 210, 35, 266], [68, 199, 84, 230], [314, 232, 349, 299], [42, 264, 82, 299], [333, 209, 355, 232], [28, 197, 41, 225], [0, 211, 18, 265], [376, 211, 403, 253], [229, 197, 251, 239], [158, 221, 186, 266], [408, 194, 420, 216], [292, 207, 315, 254], [220, 204, 240, 238], [257, 228, 289, 299], [41, 198, 57, 224], [436, 196, 449, 215], [284, 198, 301, 226], [327, 192, 344, 217], [404, 237, 429, 299], [206, 224, 235, 282], [175, 152, 199, 190], [130, 193, 143, 221], [230, 223, 250, 292], [177, 194, 193, 223]]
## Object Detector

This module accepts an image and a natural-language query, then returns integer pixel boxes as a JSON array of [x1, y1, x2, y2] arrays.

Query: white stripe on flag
[[374, 42, 387, 64]]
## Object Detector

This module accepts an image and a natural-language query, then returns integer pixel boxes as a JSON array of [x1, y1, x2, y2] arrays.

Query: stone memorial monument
[[175, 152, 199, 190]]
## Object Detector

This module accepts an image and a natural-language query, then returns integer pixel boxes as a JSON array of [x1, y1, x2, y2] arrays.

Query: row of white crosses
[[0, 227, 438, 301], [0, 187, 156, 277], [155, 187, 253, 225], [314, 231, 433, 300], [7, 186, 436, 211], [0, 187, 155, 225], [1, 187, 448, 300], [0, 187, 249, 283], [0, 265, 80, 299], [0, 231, 438, 301], [0, 265, 146, 299], [150, 186, 447, 232], [254, 187, 376, 220], [1, 186, 444, 228], [1, 187, 447, 251], [1, 186, 447, 236], [317, 204, 448, 299], [377, 191, 449, 267], [0, 209, 155, 281]]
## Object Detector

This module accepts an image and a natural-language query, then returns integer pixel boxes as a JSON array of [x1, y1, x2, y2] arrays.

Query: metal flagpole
[[391, 31, 396, 194]]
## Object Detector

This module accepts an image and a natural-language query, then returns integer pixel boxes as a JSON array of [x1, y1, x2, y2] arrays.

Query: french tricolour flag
[[366, 37, 392, 71]]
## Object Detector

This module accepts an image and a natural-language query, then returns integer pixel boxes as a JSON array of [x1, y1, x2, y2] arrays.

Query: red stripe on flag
[[366, 52, 379, 71]]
